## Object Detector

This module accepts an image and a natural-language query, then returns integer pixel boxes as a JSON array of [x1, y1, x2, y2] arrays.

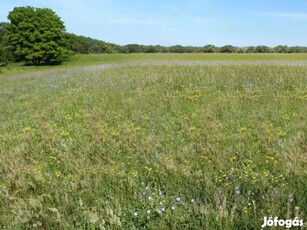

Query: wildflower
[[142, 114, 150, 121], [240, 127, 247, 132], [288, 194, 294, 202], [144, 166, 153, 171], [247, 202, 252, 207], [249, 191, 255, 196], [189, 126, 196, 132], [158, 190, 163, 196], [146, 186, 150, 190], [171, 206, 175, 210], [64, 114, 73, 121], [157, 209, 162, 215], [277, 129, 287, 137], [191, 198, 196, 203], [161, 207, 165, 212], [278, 139, 285, 148], [133, 212, 138, 217], [281, 183, 286, 187], [23, 127, 32, 132], [159, 201, 163, 206], [111, 130, 120, 137], [148, 196, 153, 201], [141, 182, 145, 186], [140, 192, 146, 196], [60, 130, 70, 137], [175, 197, 181, 203]]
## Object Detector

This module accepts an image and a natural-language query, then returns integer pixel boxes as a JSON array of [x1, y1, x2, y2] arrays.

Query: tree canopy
[[0, 22, 13, 65], [4, 6, 69, 65], [65, 33, 121, 54]]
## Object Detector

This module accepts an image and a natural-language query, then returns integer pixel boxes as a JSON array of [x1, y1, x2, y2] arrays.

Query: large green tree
[[0, 22, 5, 60], [0, 22, 5, 41], [0, 22, 12, 65], [4, 6, 69, 65]]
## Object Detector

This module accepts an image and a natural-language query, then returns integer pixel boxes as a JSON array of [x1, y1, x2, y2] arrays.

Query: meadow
[[0, 55, 306, 229], [1, 52, 307, 76]]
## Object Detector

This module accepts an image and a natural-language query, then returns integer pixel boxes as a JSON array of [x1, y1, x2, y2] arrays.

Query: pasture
[[0, 55, 306, 229]]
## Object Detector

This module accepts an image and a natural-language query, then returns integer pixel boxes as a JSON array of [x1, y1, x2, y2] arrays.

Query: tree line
[[1, 6, 307, 66], [118, 44, 307, 54], [64, 38, 307, 54]]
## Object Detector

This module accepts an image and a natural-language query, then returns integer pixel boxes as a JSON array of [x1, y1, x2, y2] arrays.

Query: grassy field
[[0, 57, 306, 229], [67, 53, 307, 65], [1, 53, 307, 76]]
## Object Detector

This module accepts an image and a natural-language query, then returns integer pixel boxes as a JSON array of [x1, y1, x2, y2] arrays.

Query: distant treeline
[[120, 44, 307, 54], [65, 34, 307, 54]]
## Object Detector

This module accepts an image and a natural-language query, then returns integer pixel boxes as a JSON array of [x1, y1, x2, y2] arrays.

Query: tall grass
[[0, 64, 306, 229]]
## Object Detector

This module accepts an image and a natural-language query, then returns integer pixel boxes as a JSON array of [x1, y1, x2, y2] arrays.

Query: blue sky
[[1, 0, 307, 46]]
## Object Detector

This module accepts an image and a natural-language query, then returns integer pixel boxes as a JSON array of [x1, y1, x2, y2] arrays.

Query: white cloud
[[255, 12, 307, 20]]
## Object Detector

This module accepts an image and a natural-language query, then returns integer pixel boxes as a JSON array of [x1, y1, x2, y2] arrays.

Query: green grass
[[0, 63, 306, 229], [68, 53, 307, 65], [1, 53, 307, 76]]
